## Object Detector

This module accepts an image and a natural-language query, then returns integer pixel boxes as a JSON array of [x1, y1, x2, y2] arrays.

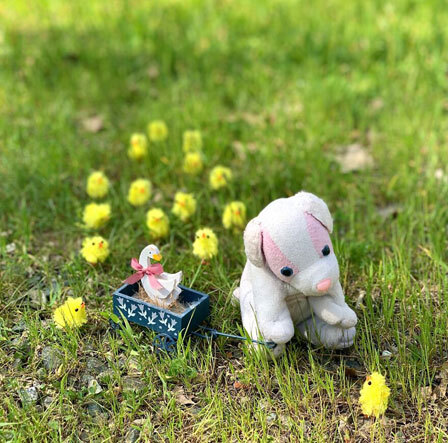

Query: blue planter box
[[112, 283, 210, 338]]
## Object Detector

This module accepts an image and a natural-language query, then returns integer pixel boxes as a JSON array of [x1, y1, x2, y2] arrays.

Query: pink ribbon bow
[[124, 258, 164, 290]]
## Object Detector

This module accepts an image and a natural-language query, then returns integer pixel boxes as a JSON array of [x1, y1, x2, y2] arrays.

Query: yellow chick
[[86, 171, 109, 198], [359, 372, 390, 418], [172, 192, 197, 221], [183, 152, 204, 175], [146, 208, 170, 239], [81, 236, 110, 264], [127, 179, 152, 206], [128, 133, 148, 160], [54, 297, 87, 328], [193, 228, 218, 260], [82, 203, 111, 229], [147, 120, 168, 142], [182, 130, 202, 153], [209, 166, 233, 190], [222, 201, 247, 231]]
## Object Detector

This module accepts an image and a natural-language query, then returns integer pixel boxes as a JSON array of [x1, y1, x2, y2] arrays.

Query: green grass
[[1, 0, 448, 440]]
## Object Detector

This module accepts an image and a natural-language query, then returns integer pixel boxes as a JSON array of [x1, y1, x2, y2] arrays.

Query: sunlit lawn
[[1, 0, 448, 441]]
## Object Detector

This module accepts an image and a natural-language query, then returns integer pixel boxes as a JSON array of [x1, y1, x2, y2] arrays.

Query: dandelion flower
[[172, 192, 197, 221], [183, 152, 204, 175], [86, 171, 109, 198], [209, 165, 232, 190], [127, 179, 152, 207], [146, 208, 170, 239], [193, 228, 218, 260], [83, 203, 111, 229], [148, 120, 168, 142], [223, 201, 247, 231], [54, 297, 87, 328], [128, 133, 148, 160], [80, 236, 110, 264], [183, 130, 202, 153]]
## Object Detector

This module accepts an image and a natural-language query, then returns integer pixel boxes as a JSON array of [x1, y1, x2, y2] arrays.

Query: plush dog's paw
[[325, 326, 356, 349], [261, 320, 295, 344], [339, 308, 358, 329]]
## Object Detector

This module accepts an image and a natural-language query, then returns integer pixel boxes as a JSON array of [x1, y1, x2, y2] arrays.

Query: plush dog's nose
[[317, 278, 331, 292]]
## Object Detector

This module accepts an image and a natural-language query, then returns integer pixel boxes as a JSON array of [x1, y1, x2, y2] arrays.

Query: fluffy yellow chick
[[54, 297, 87, 328], [128, 133, 148, 160], [127, 179, 152, 206], [86, 171, 109, 198], [172, 192, 197, 221], [81, 236, 110, 264], [148, 120, 168, 142], [209, 166, 233, 190], [82, 203, 111, 229], [183, 152, 204, 175], [359, 372, 390, 418], [222, 201, 247, 231], [193, 228, 218, 260], [182, 130, 202, 153], [146, 208, 170, 238]]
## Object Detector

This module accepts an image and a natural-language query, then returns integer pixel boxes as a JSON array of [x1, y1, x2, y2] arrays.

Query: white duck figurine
[[138, 245, 182, 306]]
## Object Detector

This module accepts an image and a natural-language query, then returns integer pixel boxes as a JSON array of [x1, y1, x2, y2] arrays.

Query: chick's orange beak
[[81, 302, 85, 308], [366, 376, 371, 382], [202, 233, 207, 239], [152, 253, 162, 262]]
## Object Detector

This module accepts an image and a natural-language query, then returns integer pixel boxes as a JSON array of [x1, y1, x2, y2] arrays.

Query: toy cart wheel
[[153, 333, 176, 354], [109, 318, 122, 331]]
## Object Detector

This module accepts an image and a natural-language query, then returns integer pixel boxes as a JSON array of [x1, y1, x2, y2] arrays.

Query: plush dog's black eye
[[322, 245, 330, 256], [280, 267, 293, 277]]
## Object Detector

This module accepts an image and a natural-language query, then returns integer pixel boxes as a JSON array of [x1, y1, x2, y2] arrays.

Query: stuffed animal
[[233, 191, 357, 356]]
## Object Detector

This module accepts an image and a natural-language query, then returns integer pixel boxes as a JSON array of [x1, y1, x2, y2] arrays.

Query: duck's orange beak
[[152, 253, 162, 262]]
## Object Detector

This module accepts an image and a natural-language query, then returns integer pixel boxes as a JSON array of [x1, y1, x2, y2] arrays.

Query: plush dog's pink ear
[[296, 191, 333, 233], [244, 218, 264, 267]]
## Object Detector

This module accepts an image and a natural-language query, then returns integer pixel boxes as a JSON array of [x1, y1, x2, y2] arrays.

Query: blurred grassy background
[[1, 0, 448, 441]]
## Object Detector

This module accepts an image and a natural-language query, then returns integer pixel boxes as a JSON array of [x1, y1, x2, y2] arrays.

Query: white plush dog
[[233, 191, 357, 356]]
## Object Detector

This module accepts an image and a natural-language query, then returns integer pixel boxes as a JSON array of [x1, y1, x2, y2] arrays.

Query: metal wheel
[[152, 333, 176, 354]]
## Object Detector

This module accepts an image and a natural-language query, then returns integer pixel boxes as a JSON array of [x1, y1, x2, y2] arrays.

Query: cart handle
[[191, 326, 277, 349]]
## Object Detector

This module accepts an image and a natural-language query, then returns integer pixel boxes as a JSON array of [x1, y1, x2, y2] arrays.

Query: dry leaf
[[82, 115, 104, 133], [377, 204, 402, 219], [355, 290, 366, 308], [232, 141, 247, 160], [335, 144, 374, 173], [6, 242, 16, 254], [233, 381, 250, 390], [173, 386, 195, 406], [147, 65, 159, 79], [369, 97, 384, 112], [420, 386, 432, 400]]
